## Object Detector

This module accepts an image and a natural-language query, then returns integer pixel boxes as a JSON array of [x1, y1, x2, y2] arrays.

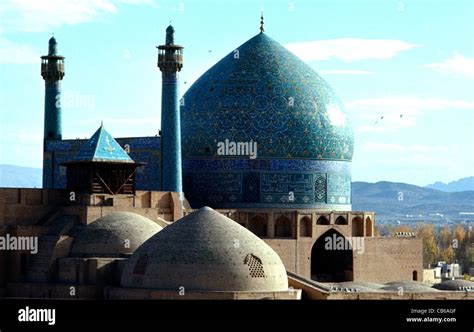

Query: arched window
[[299, 217, 312, 237], [275, 216, 292, 238], [365, 217, 373, 237], [249, 215, 267, 238], [351, 217, 364, 237], [316, 216, 330, 225], [335, 216, 348, 225], [412, 270, 418, 281]]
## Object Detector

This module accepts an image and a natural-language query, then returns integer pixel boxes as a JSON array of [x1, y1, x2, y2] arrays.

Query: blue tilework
[[43, 136, 161, 190], [43, 82, 62, 141], [161, 72, 183, 192], [180, 33, 353, 209], [73, 126, 134, 163], [181, 33, 353, 160], [183, 159, 352, 208]]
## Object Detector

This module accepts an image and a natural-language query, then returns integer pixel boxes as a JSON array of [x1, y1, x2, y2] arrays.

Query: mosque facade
[[1, 20, 471, 300]]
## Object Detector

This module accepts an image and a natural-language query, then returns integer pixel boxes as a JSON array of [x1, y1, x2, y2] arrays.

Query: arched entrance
[[311, 229, 353, 282]]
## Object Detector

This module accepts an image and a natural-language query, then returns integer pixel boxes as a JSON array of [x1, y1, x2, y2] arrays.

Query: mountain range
[[1, 164, 472, 223], [352, 181, 474, 223], [0, 164, 42, 188], [425, 176, 474, 192]]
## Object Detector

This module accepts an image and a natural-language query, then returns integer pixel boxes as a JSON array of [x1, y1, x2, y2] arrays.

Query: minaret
[[157, 25, 184, 193], [41, 36, 65, 140]]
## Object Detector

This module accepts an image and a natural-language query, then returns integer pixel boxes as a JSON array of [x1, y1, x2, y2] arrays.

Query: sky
[[0, 0, 473, 186]]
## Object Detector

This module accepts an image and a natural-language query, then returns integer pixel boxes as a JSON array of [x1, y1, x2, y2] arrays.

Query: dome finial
[[260, 12, 265, 33]]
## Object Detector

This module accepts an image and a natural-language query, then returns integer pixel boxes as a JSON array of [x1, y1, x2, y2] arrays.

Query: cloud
[[358, 142, 466, 172], [0, 0, 156, 63], [361, 142, 457, 154], [347, 97, 474, 113], [347, 97, 474, 133], [0, 37, 39, 64], [320, 69, 374, 75], [285, 38, 421, 62], [425, 52, 474, 79], [0, 0, 155, 32]]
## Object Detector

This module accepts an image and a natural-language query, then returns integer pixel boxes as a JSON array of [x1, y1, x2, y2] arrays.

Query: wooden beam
[[115, 169, 136, 194], [95, 172, 114, 195]]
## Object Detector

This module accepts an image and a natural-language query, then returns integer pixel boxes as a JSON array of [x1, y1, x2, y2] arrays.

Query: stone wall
[[0, 188, 184, 227], [353, 237, 423, 283]]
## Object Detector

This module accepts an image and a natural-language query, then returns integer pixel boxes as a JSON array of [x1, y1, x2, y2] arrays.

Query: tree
[[417, 224, 439, 267], [440, 246, 454, 263], [439, 225, 451, 250]]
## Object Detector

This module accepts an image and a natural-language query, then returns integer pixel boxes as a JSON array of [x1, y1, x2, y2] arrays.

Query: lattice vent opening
[[244, 254, 265, 278]]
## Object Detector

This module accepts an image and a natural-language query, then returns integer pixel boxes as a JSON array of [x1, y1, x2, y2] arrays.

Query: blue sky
[[0, 0, 473, 186]]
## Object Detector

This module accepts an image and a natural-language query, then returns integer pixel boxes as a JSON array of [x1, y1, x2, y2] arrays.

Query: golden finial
[[260, 12, 264, 33]]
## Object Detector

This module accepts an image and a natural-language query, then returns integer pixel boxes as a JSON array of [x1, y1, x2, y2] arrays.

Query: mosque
[[1, 18, 472, 300]]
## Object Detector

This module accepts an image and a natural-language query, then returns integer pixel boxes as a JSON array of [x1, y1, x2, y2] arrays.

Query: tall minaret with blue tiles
[[41, 36, 65, 141], [157, 25, 184, 193], [41, 36, 65, 189]]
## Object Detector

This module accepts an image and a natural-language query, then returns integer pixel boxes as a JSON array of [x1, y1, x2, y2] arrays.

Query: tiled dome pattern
[[181, 33, 353, 209], [181, 33, 353, 160]]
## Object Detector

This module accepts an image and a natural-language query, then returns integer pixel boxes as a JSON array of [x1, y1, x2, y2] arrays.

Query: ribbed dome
[[70, 212, 162, 257], [121, 207, 288, 292], [181, 32, 353, 160]]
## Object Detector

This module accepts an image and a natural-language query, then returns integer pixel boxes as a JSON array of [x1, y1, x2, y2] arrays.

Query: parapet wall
[[0, 188, 185, 226]]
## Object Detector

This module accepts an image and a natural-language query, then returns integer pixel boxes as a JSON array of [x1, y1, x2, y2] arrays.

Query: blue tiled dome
[[181, 33, 353, 209], [181, 32, 353, 160]]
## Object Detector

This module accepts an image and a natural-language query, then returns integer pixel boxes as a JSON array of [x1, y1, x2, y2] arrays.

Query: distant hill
[[352, 181, 474, 223], [426, 176, 474, 192], [0, 164, 42, 188]]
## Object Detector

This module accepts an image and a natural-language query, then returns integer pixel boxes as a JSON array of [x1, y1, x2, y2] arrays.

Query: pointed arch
[[335, 216, 347, 225], [365, 217, 373, 237], [352, 217, 364, 237], [275, 215, 292, 238], [316, 216, 330, 225], [299, 217, 312, 237], [311, 229, 353, 282]]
